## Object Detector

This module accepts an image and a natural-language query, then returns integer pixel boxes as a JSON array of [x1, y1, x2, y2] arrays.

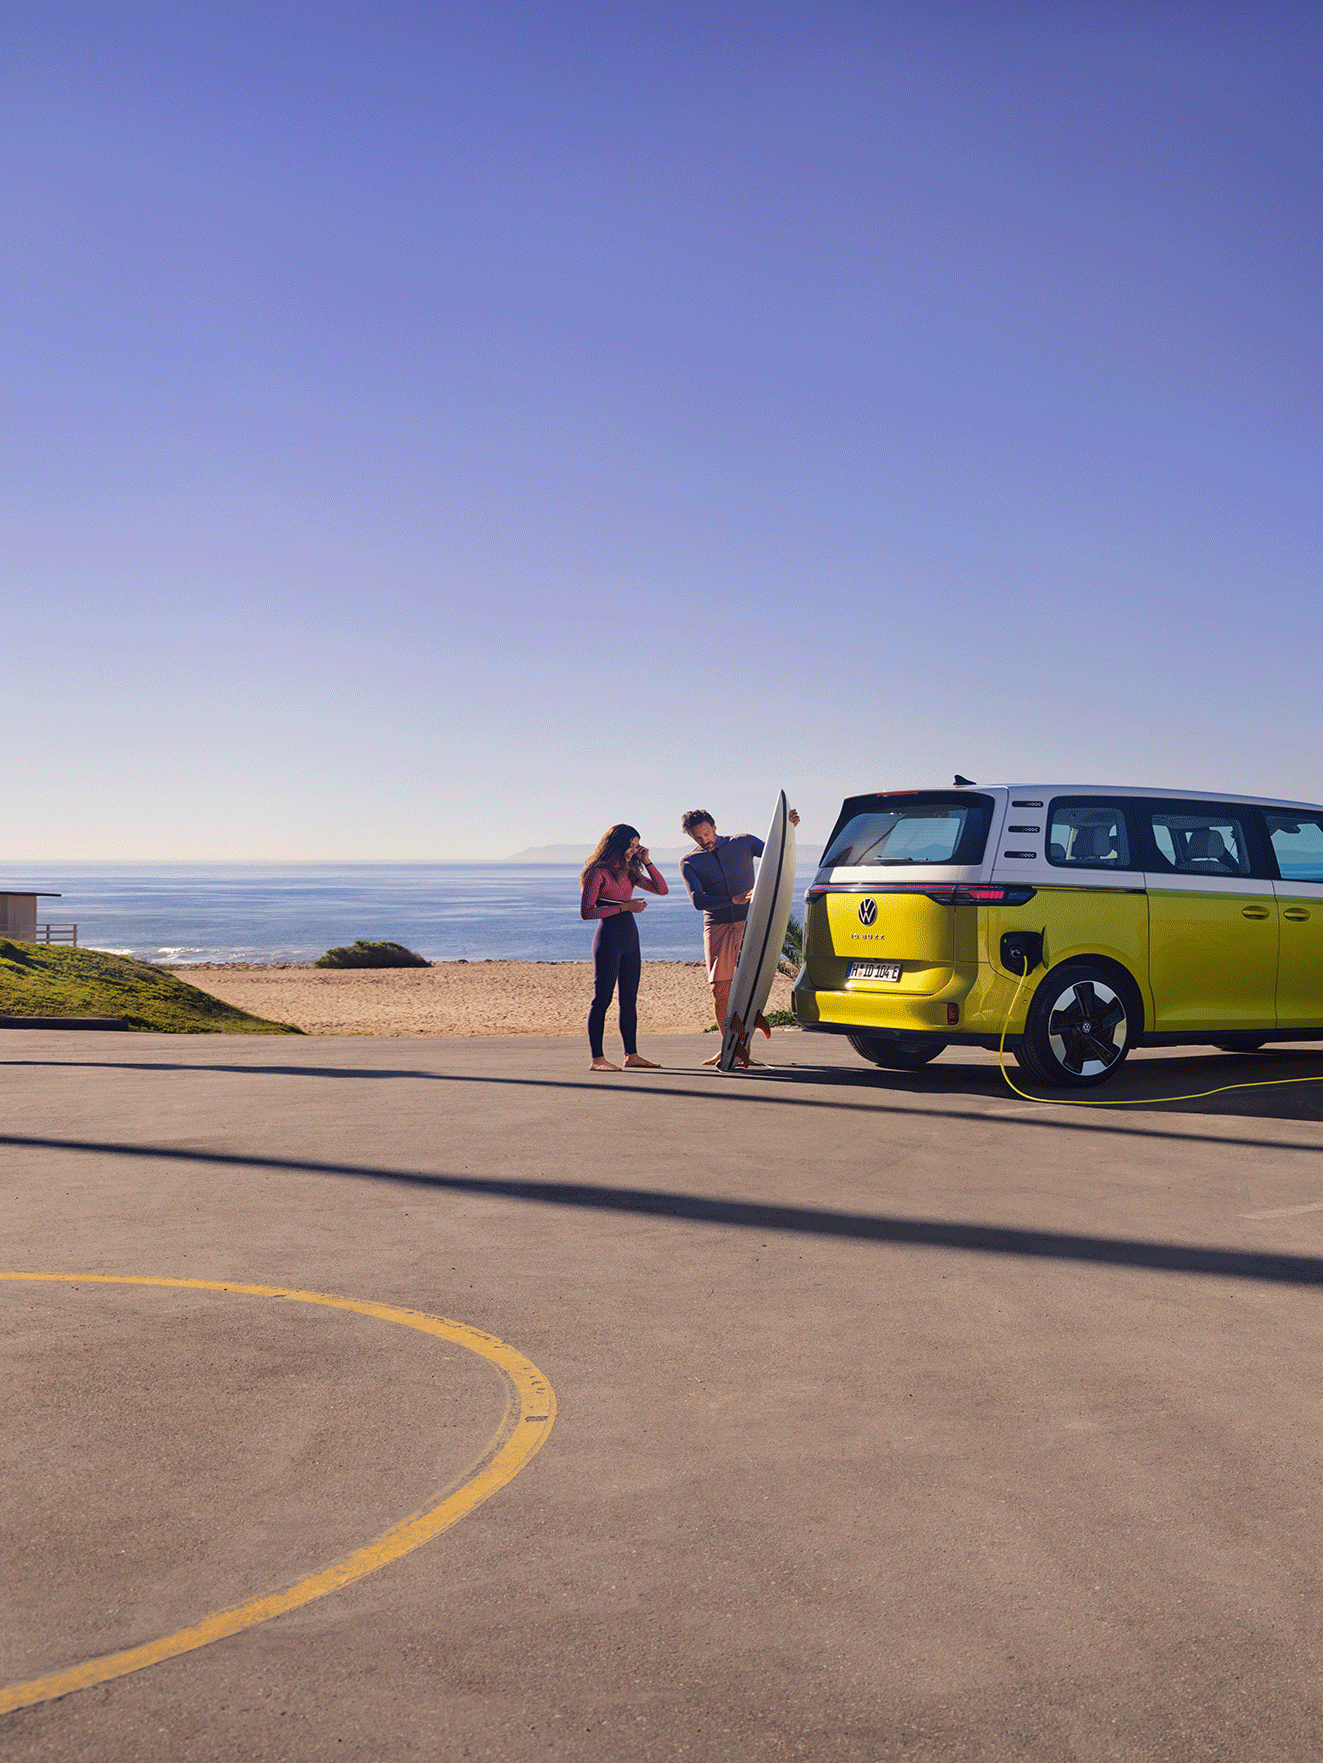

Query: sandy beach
[[167, 960, 797, 1038]]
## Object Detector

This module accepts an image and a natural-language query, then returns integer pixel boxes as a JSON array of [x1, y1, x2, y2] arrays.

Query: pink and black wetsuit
[[581, 861, 668, 1058]]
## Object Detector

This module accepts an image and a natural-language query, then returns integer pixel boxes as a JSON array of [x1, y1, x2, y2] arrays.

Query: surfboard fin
[[755, 1011, 771, 1038], [729, 1012, 753, 1068]]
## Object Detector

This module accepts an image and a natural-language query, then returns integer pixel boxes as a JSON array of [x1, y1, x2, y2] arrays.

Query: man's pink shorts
[[703, 919, 746, 986]]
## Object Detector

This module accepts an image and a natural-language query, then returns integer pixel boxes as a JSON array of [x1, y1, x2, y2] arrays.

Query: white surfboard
[[719, 791, 797, 1071]]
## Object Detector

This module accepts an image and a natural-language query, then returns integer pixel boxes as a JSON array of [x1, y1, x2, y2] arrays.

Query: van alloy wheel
[[1015, 962, 1137, 1088], [1047, 979, 1126, 1076]]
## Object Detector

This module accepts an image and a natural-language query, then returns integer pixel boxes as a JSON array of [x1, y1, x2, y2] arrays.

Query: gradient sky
[[3, 2, 1319, 860]]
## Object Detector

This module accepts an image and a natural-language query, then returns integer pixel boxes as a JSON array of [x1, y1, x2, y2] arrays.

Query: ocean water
[[20, 859, 822, 965]]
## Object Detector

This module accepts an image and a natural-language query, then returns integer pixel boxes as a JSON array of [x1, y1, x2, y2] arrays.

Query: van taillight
[[954, 885, 1036, 904], [804, 883, 1035, 905]]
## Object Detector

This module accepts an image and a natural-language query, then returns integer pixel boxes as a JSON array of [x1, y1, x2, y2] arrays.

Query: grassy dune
[[0, 942, 301, 1034]]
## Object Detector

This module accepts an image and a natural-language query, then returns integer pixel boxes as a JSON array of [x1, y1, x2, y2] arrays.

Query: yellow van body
[[792, 786, 1323, 1086]]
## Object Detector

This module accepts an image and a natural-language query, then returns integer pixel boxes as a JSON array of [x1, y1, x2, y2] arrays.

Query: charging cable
[[996, 964, 1323, 1108]]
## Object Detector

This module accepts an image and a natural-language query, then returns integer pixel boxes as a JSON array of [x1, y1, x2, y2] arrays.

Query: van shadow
[[777, 1043, 1323, 1125], [7, 1044, 1323, 1129]]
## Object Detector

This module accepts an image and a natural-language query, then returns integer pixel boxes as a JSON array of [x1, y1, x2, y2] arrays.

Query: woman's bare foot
[[701, 1053, 721, 1066], [590, 1057, 621, 1072], [623, 1054, 659, 1068]]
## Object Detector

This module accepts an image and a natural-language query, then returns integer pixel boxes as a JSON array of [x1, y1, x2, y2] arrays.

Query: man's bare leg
[[702, 980, 731, 1065]]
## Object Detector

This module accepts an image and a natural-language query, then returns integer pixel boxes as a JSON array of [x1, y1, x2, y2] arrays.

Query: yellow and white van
[[791, 784, 1323, 1086]]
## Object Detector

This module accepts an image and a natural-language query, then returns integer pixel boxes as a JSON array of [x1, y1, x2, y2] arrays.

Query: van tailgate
[[815, 888, 955, 995]]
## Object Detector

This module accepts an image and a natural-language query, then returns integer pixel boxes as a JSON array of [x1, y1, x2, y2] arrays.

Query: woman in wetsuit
[[580, 825, 668, 1072]]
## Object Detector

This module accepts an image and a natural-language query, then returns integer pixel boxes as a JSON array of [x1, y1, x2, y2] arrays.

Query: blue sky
[[3, 2, 1319, 859]]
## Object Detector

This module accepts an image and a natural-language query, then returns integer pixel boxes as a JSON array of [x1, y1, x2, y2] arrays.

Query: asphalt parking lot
[[5, 1028, 1323, 1762]]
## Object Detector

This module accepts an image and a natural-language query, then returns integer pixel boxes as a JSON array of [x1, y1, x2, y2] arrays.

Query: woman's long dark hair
[[580, 823, 646, 887]]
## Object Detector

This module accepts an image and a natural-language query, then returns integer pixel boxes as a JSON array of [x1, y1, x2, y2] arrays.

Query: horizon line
[[0, 851, 826, 870]]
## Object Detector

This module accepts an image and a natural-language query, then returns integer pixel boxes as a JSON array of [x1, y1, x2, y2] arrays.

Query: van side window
[[1046, 799, 1133, 869], [1264, 811, 1323, 882], [1146, 809, 1251, 876]]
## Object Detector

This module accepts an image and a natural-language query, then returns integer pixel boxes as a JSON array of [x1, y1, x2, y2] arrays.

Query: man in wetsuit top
[[679, 806, 800, 1062]]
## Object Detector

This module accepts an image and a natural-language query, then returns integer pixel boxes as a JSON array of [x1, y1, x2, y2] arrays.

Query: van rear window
[[821, 795, 990, 868]]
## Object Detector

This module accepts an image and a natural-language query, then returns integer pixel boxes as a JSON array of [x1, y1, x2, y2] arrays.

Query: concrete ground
[[4, 1027, 1323, 1762]]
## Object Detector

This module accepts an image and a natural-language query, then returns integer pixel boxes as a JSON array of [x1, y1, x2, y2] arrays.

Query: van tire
[[1016, 962, 1138, 1088], [848, 1034, 946, 1069]]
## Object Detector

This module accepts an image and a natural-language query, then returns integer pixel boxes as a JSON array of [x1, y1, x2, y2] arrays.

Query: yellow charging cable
[[995, 964, 1323, 1108]]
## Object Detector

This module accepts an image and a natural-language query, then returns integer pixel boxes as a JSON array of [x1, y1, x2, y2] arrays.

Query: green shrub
[[779, 915, 803, 976], [315, 940, 430, 969]]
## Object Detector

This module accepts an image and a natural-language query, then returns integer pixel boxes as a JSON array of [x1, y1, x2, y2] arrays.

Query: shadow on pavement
[[7, 1052, 1323, 1158], [8, 1042, 1323, 1124], [847, 1044, 1323, 1126], [4, 1131, 1323, 1288]]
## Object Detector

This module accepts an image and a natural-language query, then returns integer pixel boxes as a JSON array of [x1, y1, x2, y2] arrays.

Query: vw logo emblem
[[858, 898, 878, 926]]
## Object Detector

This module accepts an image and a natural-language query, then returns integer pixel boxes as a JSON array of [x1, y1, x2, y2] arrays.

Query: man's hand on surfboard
[[733, 890, 753, 906], [788, 809, 800, 826]]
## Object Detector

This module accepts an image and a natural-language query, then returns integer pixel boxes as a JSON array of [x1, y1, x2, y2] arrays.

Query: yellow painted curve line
[[0, 1274, 556, 1717]]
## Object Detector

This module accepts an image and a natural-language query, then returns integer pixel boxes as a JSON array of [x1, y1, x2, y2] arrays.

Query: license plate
[[850, 961, 902, 982]]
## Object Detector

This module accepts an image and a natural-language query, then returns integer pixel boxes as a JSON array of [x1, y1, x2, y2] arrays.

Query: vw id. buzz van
[[792, 785, 1323, 1086]]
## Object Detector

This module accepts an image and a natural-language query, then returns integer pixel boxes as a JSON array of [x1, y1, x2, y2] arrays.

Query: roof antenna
[[953, 774, 976, 786]]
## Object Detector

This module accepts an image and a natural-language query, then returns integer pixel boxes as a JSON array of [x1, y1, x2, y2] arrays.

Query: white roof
[[991, 785, 1323, 812]]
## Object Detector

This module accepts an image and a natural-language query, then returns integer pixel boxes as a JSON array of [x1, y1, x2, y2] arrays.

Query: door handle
[[1283, 907, 1311, 921], [1242, 906, 1271, 919]]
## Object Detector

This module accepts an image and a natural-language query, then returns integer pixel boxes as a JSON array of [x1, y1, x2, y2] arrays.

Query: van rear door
[[817, 884, 955, 995]]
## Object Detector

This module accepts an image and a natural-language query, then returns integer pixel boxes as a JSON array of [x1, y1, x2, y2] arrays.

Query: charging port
[[1000, 931, 1043, 976]]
